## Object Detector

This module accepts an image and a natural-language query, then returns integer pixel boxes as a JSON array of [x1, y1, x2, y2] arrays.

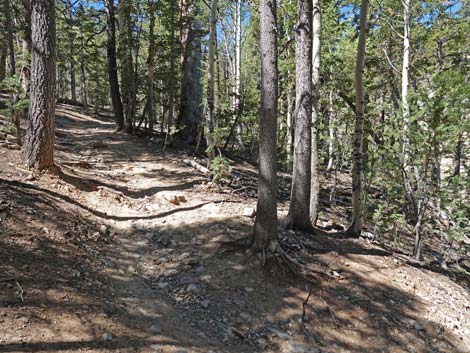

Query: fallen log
[[183, 159, 211, 175]]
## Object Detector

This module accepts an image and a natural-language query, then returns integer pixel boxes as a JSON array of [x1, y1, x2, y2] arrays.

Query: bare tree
[[346, 0, 369, 237], [310, 0, 321, 225]]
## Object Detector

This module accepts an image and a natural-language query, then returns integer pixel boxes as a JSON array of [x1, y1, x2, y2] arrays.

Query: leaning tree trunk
[[310, 0, 321, 225], [346, 0, 368, 237], [288, 0, 313, 231], [104, 0, 124, 131], [24, 0, 56, 170], [252, 0, 278, 252]]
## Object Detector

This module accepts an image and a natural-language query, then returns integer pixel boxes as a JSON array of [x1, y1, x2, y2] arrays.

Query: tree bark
[[67, 0, 76, 103], [4, 0, 15, 77], [24, 0, 56, 170], [252, 0, 278, 252], [206, 0, 218, 165], [119, 0, 136, 133], [146, 0, 156, 133], [288, 0, 313, 231], [310, 0, 321, 225], [346, 0, 368, 237], [104, 0, 124, 131]]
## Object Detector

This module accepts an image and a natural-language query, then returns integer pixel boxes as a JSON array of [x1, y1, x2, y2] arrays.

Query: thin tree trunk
[[234, 0, 243, 146], [146, 0, 156, 133], [24, 0, 56, 170], [206, 0, 218, 166], [401, 0, 416, 218], [288, 0, 313, 231], [4, 0, 15, 77], [326, 90, 335, 171], [252, 0, 278, 252], [119, 0, 136, 134], [286, 76, 293, 168], [66, 0, 76, 103], [346, 0, 368, 237], [104, 0, 124, 131], [0, 37, 6, 82], [310, 0, 321, 224]]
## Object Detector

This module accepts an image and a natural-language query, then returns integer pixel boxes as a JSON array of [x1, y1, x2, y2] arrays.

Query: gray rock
[[186, 284, 199, 293], [201, 300, 210, 309], [195, 265, 205, 274], [149, 324, 162, 333], [101, 332, 113, 341], [245, 287, 254, 293], [99, 225, 109, 236]]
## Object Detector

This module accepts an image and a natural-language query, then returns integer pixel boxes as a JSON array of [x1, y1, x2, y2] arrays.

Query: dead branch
[[183, 159, 211, 175]]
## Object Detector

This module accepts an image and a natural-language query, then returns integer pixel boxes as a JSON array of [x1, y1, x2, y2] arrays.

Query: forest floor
[[0, 105, 469, 353]]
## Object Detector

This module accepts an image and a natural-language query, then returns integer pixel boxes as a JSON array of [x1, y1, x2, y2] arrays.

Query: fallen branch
[[183, 159, 211, 175], [301, 289, 315, 342]]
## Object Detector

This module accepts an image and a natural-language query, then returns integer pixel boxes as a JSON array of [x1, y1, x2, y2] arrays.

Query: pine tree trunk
[[146, 0, 156, 133], [0, 43, 6, 82], [253, 0, 278, 252], [288, 0, 313, 231], [346, 0, 368, 237], [119, 0, 135, 133], [104, 0, 124, 131], [310, 0, 321, 225], [24, 0, 56, 170], [206, 0, 218, 165], [4, 0, 15, 76]]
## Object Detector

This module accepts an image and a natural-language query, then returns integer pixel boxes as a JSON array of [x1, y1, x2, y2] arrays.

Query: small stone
[[201, 275, 212, 282], [195, 265, 205, 274], [257, 338, 268, 349], [245, 287, 254, 293], [186, 284, 199, 293], [242, 207, 256, 218], [201, 300, 209, 309], [99, 225, 109, 236], [414, 322, 424, 331], [149, 324, 162, 333], [101, 332, 113, 341]]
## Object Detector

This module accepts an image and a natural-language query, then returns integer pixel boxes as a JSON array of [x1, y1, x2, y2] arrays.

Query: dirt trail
[[0, 106, 469, 353]]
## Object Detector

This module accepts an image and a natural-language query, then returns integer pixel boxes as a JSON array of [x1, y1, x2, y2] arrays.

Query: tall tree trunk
[[79, 42, 88, 106], [146, 0, 156, 133], [24, 0, 56, 170], [178, 27, 203, 144], [454, 130, 462, 177], [0, 36, 6, 82], [67, 0, 76, 103], [252, 0, 278, 252], [288, 0, 313, 231], [4, 0, 15, 76], [401, 0, 416, 218], [165, 2, 178, 145], [326, 90, 335, 171], [234, 0, 243, 146], [104, 0, 124, 131], [310, 0, 321, 224], [119, 0, 136, 133], [206, 0, 218, 165], [286, 78, 294, 168], [346, 0, 368, 237]]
